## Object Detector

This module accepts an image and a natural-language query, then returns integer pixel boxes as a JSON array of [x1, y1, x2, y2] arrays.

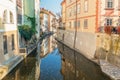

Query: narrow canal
[[2, 36, 112, 80]]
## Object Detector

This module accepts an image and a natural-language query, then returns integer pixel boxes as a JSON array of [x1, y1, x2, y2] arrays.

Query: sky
[[40, 0, 62, 14]]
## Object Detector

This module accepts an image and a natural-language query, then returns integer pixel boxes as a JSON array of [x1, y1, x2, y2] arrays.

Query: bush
[[18, 25, 37, 41]]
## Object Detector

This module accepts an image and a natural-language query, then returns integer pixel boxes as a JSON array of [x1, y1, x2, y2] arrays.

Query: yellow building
[[61, 0, 98, 33], [61, 0, 120, 58], [40, 8, 57, 56], [62, 0, 120, 32]]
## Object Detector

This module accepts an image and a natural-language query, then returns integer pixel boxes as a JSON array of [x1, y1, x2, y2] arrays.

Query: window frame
[[106, 18, 112, 26], [3, 35, 8, 54], [106, 0, 113, 9], [84, 0, 88, 12], [10, 11, 14, 23], [3, 10, 7, 23], [84, 19, 88, 28], [11, 34, 15, 50]]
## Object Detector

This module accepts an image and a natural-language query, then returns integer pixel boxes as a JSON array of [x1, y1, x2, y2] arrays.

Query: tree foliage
[[18, 25, 37, 42]]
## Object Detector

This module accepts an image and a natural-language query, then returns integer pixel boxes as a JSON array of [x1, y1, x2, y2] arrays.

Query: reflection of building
[[41, 38, 49, 56], [40, 8, 58, 56], [2, 55, 40, 80], [58, 43, 111, 80]]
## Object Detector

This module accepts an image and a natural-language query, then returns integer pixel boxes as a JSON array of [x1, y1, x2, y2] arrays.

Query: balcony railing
[[57, 27, 65, 30], [2, 23, 17, 31], [98, 26, 118, 34]]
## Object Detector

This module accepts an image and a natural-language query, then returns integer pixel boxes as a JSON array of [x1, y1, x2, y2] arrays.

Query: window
[[84, 19, 88, 28], [74, 6, 76, 15], [69, 8, 72, 17], [74, 21, 77, 27], [77, 4, 80, 13], [11, 34, 15, 50], [3, 36, 8, 54], [106, 18, 112, 26], [69, 0, 72, 3], [17, 14, 22, 24], [78, 20, 80, 28], [119, 0, 120, 9], [69, 22, 71, 28], [3, 10, 7, 23], [10, 11, 14, 23], [84, 0, 88, 12], [10, 0, 13, 2], [107, 0, 113, 8]]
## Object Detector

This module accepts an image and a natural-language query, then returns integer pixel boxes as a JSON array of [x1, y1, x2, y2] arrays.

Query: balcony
[[98, 26, 118, 34], [0, 23, 17, 32]]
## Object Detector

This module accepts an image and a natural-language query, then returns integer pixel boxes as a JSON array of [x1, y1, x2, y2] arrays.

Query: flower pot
[[104, 26, 112, 35]]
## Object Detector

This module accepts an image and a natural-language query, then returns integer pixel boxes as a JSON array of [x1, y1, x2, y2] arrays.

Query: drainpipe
[[73, 0, 77, 79], [73, 0, 78, 49]]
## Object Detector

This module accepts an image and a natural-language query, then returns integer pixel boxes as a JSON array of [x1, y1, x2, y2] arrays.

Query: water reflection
[[40, 36, 57, 57], [40, 49, 63, 80], [58, 42, 112, 80], [2, 51, 40, 80], [2, 35, 112, 80]]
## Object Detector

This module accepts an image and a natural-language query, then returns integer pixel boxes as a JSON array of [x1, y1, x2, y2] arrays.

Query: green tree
[[18, 25, 37, 42]]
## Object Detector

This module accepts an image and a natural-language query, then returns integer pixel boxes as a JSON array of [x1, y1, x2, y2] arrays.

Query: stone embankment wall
[[97, 34, 120, 67], [57, 29, 120, 67], [57, 30, 97, 59]]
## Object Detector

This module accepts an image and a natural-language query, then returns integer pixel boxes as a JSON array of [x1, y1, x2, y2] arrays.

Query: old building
[[61, 0, 120, 58], [17, 0, 24, 47], [35, 0, 40, 40], [0, 0, 21, 79], [0, 0, 19, 63], [40, 8, 57, 56]]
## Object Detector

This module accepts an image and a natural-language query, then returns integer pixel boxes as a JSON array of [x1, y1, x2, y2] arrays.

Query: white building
[[0, 0, 21, 79], [35, 0, 40, 39], [0, 0, 19, 63]]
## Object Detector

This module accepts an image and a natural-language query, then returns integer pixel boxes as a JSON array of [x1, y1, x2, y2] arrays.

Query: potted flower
[[104, 26, 112, 35], [117, 26, 120, 34]]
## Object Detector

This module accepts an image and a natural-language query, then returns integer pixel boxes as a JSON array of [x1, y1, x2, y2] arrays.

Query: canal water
[[2, 36, 112, 80]]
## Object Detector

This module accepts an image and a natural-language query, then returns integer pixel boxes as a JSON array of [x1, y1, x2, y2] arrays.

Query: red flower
[[104, 26, 112, 35], [117, 26, 120, 34]]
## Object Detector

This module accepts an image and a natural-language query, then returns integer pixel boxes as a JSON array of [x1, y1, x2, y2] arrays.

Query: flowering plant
[[104, 26, 112, 35]]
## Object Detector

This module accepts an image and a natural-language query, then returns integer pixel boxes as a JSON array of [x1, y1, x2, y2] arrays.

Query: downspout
[[73, 0, 77, 79], [73, 0, 78, 49]]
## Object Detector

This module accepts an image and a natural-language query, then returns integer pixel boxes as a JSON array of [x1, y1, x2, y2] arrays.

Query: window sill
[[118, 9, 120, 11], [3, 23, 14, 24], [84, 27, 88, 29], [105, 8, 114, 10]]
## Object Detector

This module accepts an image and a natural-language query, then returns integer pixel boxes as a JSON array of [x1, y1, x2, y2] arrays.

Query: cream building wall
[[100, 0, 120, 27], [65, 0, 97, 33], [0, 0, 19, 64], [35, 0, 40, 39]]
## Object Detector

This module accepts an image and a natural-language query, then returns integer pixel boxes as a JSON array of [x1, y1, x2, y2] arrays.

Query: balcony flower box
[[104, 26, 112, 35], [117, 26, 120, 34]]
